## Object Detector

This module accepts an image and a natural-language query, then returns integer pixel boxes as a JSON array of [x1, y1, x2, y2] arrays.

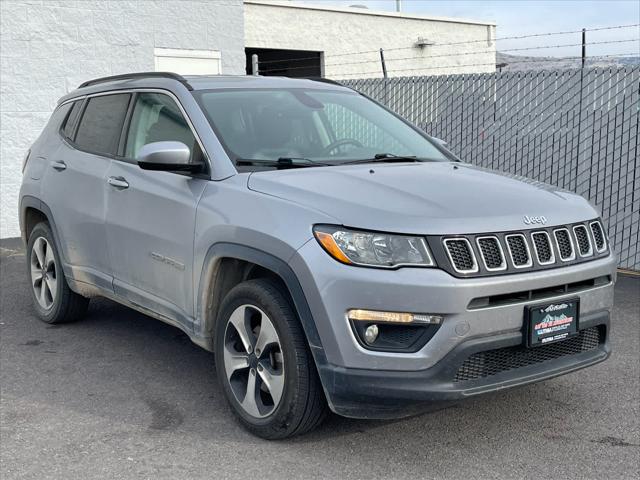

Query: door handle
[[107, 176, 129, 189], [52, 160, 66, 171]]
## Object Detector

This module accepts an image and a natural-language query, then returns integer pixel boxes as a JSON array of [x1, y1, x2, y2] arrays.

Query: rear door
[[42, 93, 131, 291], [104, 91, 208, 328]]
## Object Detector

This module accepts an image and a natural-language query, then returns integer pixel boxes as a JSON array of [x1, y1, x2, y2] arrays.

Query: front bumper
[[317, 311, 609, 418], [289, 240, 616, 418]]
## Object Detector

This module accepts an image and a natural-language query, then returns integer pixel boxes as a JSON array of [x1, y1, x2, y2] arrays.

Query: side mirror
[[137, 141, 202, 173]]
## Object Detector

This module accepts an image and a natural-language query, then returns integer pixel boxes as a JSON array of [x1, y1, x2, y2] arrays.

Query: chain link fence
[[342, 67, 640, 271]]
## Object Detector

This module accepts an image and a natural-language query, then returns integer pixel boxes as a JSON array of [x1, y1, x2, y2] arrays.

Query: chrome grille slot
[[590, 221, 607, 252], [476, 236, 506, 271], [573, 225, 592, 256], [553, 228, 576, 261], [443, 238, 478, 273], [531, 231, 554, 265], [505, 234, 532, 268]]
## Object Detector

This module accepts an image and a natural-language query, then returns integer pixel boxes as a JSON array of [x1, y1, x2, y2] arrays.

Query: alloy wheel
[[222, 304, 285, 418], [30, 237, 57, 310]]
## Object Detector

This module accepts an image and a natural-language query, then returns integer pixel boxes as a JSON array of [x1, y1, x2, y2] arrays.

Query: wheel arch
[[196, 243, 324, 357], [19, 197, 63, 255]]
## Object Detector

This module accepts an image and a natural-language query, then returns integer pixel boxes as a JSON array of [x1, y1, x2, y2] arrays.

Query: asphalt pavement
[[1, 237, 639, 479]]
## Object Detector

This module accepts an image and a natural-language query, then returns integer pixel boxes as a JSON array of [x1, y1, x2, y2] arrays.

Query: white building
[[0, 0, 246, 238], [245, 0, 496, 79], [0, 0, 495, 238]]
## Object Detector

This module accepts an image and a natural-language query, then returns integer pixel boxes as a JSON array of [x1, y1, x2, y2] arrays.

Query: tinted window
[[61, 100, 83, 139], [47, 103, 72, 134], [75, 94, 131, 155], [125, 92, 198, 160]]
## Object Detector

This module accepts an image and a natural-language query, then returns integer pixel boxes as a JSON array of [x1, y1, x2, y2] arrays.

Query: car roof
[[59, 73, 351, 104], [185, 75, 347, 91]]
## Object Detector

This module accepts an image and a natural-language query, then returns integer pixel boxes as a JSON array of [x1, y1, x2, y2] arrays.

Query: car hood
[[247, 162, 598, 234]]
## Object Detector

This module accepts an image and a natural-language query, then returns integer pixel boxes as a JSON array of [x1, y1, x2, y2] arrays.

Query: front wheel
[[215, 278, 327, 439], [26, 222, 89, 324]]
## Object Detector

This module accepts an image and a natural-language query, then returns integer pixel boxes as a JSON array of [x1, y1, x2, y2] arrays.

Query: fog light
[[364, 324, 379, 344], [348, 309, 443, 325]]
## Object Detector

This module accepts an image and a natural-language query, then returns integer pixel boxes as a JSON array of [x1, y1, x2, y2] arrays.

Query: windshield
[[194, 88, 449, 166]]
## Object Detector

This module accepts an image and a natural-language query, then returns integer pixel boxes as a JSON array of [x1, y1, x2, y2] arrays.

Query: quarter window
[[125, 92, 198, 161], [61, 100, 83, 140], [75, 94, 131, 156]]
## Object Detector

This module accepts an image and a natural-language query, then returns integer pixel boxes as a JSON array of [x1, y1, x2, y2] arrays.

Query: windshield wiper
[[236, 157, 331, 168], [341, 153, 422, 165]]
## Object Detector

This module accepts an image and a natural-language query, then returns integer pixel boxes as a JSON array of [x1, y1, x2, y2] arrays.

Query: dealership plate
[[526, 299, 579, 347]]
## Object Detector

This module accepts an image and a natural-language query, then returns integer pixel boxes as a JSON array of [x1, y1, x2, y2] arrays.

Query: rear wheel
[[215, 278, 327, 439], [26, 222, 89, 324]]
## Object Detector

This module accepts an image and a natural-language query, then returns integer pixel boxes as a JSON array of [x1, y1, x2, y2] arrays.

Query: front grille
[[454, 327, 602, 382], [477, 236, 505, 270], [444, 238, 477, 273], [532, 231, 554, 264], [554, 228, 575, 261], [573, 225, 592, 256], [590, 221, 606, 252], [505, 234, 531, 267], [435, 219, 608, 278]]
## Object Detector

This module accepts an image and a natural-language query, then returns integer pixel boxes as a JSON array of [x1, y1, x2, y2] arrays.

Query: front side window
[[195, 88, 448, 165], [74, 94, 131, 156], [125, 92, 198, 161]]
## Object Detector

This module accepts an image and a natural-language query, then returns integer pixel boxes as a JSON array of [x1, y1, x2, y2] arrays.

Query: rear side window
[[61, 101, 83, 139], [75, 94, 131, 156]]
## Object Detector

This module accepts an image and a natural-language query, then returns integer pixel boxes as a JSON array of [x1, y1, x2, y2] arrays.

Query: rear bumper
[[318, 310, 610, 419]]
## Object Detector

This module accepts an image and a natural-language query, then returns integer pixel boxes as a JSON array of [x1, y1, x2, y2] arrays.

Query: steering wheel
[[321, 138, 364, 156]]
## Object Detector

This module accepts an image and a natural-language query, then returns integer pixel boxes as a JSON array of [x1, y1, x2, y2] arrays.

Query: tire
[[26, 222, 89, 324], [214, 278, 327, 439]]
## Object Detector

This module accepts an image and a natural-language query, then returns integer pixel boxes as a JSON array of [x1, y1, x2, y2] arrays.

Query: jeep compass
[[19, 73, 616, 439]]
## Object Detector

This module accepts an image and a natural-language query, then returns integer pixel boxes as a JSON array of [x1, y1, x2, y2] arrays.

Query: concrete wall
[[245, 0, 496, 79], [0, 0, 245, 238]]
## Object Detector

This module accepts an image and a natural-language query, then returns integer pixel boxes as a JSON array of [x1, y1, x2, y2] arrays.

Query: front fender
[[194, 242, 324, 353]]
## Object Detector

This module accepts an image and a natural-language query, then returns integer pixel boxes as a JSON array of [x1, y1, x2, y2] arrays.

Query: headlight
[[313, 225, 435, 268]]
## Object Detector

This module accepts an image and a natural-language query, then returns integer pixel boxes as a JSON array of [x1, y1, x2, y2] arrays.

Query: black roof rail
[[78, 72, 193, 90], [303, 77, 344, 87]]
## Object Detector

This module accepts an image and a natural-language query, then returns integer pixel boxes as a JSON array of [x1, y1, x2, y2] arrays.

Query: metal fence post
[[252, 54, 259, 76], [379, 48, 388, 79], [581, 29, 586, 68]]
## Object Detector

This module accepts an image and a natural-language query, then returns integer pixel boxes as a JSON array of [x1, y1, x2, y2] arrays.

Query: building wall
[[0, 0, 245, 238], [245, 0, 496, 79]]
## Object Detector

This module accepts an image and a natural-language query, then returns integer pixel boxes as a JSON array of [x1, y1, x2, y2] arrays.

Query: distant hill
[[496, 52, 640, 71]]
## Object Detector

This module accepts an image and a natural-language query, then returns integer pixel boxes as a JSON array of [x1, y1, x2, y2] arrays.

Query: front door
[[105, 92, 208, 328]]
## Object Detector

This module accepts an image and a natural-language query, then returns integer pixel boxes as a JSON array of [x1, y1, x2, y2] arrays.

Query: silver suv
[[19, 73, 616, 439]]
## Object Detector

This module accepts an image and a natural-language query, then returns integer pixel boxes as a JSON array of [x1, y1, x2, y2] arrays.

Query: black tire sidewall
[[214, 279, 310, 436]]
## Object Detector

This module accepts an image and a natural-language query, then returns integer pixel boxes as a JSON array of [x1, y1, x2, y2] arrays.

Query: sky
[[296, 0, 640, 57]]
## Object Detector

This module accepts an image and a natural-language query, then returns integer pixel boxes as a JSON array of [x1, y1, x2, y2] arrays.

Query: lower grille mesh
[[453, 327, 602, 382]]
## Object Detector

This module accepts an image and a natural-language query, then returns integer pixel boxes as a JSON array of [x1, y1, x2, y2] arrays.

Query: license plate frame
[[525, 298, 580, 348]]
